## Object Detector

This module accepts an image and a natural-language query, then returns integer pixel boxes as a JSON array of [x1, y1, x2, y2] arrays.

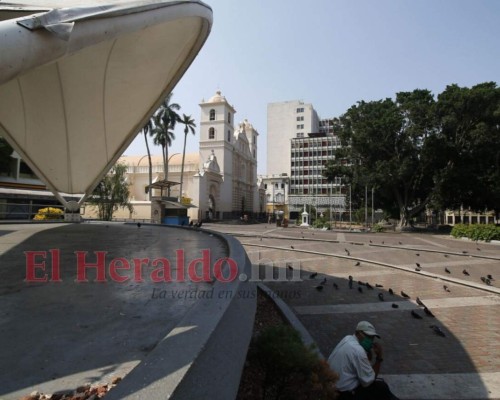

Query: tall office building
[[266, 100, 319, 176]]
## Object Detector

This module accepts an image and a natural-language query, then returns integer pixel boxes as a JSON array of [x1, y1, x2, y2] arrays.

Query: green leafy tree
[[433, 82, 500, 218], [88, 163, 133, 221], [178, 113, 196, 201], [325, 90, 438, 227]]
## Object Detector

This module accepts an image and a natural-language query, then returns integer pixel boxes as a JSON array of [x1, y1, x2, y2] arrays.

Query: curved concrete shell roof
[[0, 0, 212, 206]]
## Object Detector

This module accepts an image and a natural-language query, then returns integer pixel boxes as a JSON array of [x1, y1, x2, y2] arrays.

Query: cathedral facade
[[104, 91, 264, 222]]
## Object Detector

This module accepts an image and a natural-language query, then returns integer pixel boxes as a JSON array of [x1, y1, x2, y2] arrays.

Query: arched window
[[209, 127, 215, 139], [209, 109, 215, 121]]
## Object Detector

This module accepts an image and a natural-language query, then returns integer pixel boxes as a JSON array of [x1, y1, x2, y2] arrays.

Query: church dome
[[207, 90, 227, 103], [243, 118, 253, 130]]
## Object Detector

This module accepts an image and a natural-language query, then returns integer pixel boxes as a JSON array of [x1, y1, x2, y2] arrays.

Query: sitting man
[[328, 321, 399, 400]]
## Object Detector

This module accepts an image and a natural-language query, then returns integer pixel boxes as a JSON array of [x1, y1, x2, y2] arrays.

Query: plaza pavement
[[0, 222, 254, 400], [205, 222, 500, 400]]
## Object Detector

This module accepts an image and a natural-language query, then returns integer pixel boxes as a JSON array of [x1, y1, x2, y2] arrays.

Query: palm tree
[[158, 93, 181, 179], [178, 114, 196, 202], [141, 118, 153, 200], [150, 112, 176, 183]]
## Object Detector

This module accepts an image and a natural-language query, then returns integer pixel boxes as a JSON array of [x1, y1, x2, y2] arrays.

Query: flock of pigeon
[[307, 269, 448, 338], [286, 237, 497, 338]]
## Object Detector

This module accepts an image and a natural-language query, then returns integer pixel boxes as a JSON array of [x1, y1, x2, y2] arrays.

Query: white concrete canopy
[[0, 0, 212, 207]]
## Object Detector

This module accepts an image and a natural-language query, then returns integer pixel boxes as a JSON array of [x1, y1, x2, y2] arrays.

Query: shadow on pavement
[[254, 261, 493, 400]]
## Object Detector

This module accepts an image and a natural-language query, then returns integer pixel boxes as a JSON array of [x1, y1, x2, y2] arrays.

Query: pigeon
[[443, 285, 450, 292], [287, 264, 294, 271], [487, 274, 494, 280], [430, 325, 446, 337], [391, 303, 399, 308], [320, 277, 327, 285], [388, 288, 394, 295], [375, 284, 384, 288], [369, 240, 373, 244], [291, 245, 295, 249], [416, 297, 425, 307], [462, 250, 468, 254], [137, 222, 141, 228], [476, 247, 481, 251], [354, 261, 360, 266], [365, 282, 374, 290], [401, 291, 410, 298], [378, 293, 384, 301], [424, 307, 435, 317], [416, 262, 421, 268], [333, 282, 339, 290], [411, 310, 423, 319], [382, 241, 385, 244], [481, 276, 491, 286], [358, 286, 363, 293], [345, 248, 350, 256], [416, 253, 420, 256], [463, 269, 470, 276], [315, 285, 324, 291], [309, 272, 318, 279], [399, 241, 403, 245], [445, 267, 451, 274], [444, 254, 449, 258]]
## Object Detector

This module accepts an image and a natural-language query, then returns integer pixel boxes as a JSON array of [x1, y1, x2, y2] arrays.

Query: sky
[[124, 0, 500, 174]]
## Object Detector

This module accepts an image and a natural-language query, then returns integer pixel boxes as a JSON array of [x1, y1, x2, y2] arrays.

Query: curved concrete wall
[[106, 226, 256, 399]]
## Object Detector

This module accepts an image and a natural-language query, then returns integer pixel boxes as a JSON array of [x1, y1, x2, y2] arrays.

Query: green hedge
[[451, 224, 500, 242]]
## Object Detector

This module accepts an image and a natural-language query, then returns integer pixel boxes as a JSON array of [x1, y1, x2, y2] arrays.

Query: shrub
[[372, 224, 385, 232], [251, 324, 338, 399], [33, 207, 64, 220], [451, 223, 500, 242]]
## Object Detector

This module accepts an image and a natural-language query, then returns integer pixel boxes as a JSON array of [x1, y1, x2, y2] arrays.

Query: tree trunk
[[179, 132, 187, 203], [144, 132, 152, 201]]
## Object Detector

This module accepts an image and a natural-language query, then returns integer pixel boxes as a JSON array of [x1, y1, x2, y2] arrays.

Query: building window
[[264, 184, 267, 189], [297, 132, 304, 138], [296, 116, 304, 121], [227, 130, 231, 142], [209, 109, 215, 121], [228, 112, 231, 123], [296, 124, 304, 129], [296, 107, 304, 113], [209, 127, 215, 139]]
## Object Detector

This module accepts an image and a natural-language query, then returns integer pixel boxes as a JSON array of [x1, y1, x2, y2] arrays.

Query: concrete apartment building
[[266, 100, 319, 177]]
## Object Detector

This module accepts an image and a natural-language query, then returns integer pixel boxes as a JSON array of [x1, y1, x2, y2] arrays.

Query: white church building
[[98, 91, 265, 222]]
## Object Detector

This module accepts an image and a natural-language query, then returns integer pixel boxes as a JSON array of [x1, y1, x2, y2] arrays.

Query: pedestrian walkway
[[206, 223, 500, 400]]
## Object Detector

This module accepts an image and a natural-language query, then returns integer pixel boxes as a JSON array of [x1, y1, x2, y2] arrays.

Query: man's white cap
[[356, 321, 380, 338]]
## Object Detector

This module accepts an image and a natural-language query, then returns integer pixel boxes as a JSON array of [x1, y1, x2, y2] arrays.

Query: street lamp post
[[272, 181, 275, 222], [349, 184, 352, 230], [167, 152, 180, 198], [371, 187, 374, 227]]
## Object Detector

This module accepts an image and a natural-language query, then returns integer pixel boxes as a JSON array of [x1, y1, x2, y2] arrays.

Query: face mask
[[360, 336, 374, 352]]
